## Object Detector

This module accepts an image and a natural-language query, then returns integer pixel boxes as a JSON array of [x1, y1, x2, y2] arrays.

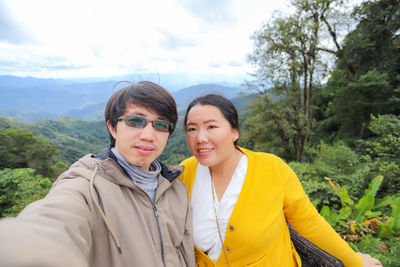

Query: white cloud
[[0, 0, 287, 80]]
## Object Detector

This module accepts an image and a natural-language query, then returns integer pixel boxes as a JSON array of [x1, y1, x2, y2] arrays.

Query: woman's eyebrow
[[187, 119, 218, 126]]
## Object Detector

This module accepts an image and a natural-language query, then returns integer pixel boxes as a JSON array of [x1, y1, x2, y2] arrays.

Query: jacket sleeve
[[177, 178, 196, 267], [0, 177, 93, 267], [281, 161, 363, 267]]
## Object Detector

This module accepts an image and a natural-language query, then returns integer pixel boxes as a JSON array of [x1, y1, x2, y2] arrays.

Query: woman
[[180, 94, 382, 267]]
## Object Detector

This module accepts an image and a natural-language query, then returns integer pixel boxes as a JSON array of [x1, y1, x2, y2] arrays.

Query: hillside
[[0, 116, 109, 165], [0, 75, 246, 122], [0, 93, 252, 166]]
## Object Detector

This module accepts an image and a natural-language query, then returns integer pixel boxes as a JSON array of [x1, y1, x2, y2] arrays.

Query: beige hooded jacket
[[0, 148, 195, 267]]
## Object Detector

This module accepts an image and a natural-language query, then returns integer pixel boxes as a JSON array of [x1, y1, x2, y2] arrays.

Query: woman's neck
[[209, 147, 243, 201]]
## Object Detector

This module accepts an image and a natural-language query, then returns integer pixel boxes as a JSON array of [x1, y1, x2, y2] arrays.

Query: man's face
[[107, 103, 170, 171]]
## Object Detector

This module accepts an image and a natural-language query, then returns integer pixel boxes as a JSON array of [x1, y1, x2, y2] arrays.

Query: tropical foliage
[[0, 128, 59, 178], [0, 168, 52, 218], [244, 0, 400, 264]]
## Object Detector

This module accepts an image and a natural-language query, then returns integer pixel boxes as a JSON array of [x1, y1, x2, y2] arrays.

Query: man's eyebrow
[[126, 111, 145, 117], [157, 117, 169, 122], [127, 112, 168, 122]]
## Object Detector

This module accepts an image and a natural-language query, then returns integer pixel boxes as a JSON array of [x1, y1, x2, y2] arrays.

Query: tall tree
[[321, 0, 400, 140], [245, 0, 345, 160]]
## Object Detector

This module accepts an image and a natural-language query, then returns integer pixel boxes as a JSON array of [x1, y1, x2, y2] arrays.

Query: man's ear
[[107, 120, 117, 139]]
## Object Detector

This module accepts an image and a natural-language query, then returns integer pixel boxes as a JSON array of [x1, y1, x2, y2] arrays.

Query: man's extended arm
[[0, 177, 93, 267]]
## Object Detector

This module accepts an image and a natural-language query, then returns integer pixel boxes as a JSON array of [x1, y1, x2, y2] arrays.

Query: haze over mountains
[[0, 75, 248, 122]]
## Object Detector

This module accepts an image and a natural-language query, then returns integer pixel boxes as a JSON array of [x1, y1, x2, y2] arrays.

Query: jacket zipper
[[153, 203, 167, 267], [130, 179, 174, 267]]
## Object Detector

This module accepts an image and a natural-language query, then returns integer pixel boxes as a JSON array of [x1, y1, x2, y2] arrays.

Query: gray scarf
[[111, 148, 161, 202]]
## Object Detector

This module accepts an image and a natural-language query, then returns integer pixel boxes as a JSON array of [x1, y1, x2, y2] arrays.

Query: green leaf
[[377, 220, 396, 238], [340, 186, 354, 207], [320, 205, 330, 217], [391, 198, 400, 231], [365, 176, 383, 197], [364, 211, 381, 218], [355, 195, 374, 223], [338, 206, 352, 220], [374, 196, 395, 209]]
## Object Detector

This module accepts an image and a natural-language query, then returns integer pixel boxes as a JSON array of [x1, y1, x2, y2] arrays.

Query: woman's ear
[[232, 128, 239, 143], [107, 120, 117, 139]]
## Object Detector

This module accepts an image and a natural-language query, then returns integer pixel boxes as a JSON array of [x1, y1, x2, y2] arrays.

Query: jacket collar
[[93, 148, 183, 183]]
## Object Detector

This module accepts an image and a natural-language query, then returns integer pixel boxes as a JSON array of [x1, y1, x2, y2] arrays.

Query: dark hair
[[105, 81, 177, 147], [184, 94, 239, 145]]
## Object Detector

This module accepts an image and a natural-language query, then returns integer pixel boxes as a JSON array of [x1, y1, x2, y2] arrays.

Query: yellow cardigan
[[180, 147, 362, 267]]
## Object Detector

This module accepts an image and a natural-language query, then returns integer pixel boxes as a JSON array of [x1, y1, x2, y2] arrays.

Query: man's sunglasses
[[118, 116, 174, 133]]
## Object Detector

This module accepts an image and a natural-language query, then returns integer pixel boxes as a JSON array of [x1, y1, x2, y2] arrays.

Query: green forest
[[0, 0, 399, 265]]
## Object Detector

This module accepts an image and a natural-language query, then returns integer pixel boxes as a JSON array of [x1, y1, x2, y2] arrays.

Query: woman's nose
[[196, 129, 208, 143]]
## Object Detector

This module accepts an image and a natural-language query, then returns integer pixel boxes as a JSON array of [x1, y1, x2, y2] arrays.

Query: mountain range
[[0, 75, 248, 122]]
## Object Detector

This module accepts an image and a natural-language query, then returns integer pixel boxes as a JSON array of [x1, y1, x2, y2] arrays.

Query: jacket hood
[[67, 148, 184, 188]]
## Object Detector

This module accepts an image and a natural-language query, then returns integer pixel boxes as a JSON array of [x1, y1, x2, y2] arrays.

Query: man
[[0, 81, 195, 267]]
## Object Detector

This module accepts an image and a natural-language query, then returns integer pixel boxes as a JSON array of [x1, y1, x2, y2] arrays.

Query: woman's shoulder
[[180, 156, 198, 167], [179, 157, 199, 194], [239, 147, 285, 164], [180, 157, 199, 175]]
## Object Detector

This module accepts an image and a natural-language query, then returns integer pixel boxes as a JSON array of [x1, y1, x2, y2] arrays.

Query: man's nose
[[139, 122, 156, 141]]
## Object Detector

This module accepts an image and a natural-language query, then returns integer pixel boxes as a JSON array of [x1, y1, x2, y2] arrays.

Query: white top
[[190, 155, 248, 262]]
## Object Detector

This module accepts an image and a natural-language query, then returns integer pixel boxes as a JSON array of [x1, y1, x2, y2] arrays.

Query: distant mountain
[[0, 75, 247, 122], [0, 80, 117, 115], [173, 83, 246, 110], [69, 72, 247, 92], [64, 102, 106, 121], [0, 73, 246, 92], [231, 94, 254, 115], [0, 75, 76, 88]]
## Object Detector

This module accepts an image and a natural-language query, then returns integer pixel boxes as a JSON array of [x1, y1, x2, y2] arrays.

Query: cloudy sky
[[0, 0, 288, 82]]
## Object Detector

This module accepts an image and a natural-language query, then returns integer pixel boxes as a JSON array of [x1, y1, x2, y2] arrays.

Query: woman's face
[[186, 104, 238, 168]]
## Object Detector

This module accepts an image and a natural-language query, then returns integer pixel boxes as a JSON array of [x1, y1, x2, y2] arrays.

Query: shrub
[[362, 114, 400, 196], [0, 168, 52, 218], [290, 161, 340, 210], [320, 176, 399, 242], [352, 235, 400, 267], [311, 141, 371, 198], [290, 141, 372, 209], [0, 128, 58, 178]]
